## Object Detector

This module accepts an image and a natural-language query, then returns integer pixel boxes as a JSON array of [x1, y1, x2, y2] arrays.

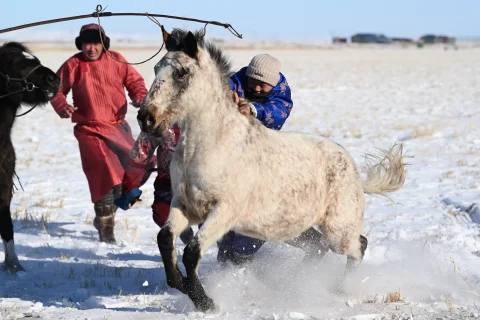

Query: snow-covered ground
[[1, 45, 480, 320]]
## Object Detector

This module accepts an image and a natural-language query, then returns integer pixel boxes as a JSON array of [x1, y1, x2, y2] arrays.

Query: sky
[[1, 0, 478, 42]]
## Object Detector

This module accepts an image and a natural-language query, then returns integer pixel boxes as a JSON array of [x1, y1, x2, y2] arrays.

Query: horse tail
[[360, 143, 407, 196]]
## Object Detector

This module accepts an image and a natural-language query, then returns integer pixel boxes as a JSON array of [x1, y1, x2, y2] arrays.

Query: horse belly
[[236, 207, 321, 242]]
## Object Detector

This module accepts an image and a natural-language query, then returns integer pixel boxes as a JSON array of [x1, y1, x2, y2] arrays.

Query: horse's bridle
[[0, 64, 48, 117], [0, 64, 42, 99]]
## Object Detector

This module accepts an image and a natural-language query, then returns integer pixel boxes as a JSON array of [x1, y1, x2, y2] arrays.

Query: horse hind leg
[[346, 235, 368, 271], [285, 227, 330, 260], [320, 196, 368, 280]]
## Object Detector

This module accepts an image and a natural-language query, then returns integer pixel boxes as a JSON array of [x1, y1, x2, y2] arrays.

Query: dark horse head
[[0, 42, 60, 114]]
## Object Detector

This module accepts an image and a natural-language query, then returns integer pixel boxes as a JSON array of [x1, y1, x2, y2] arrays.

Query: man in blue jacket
[[230, 54, 292, 129], [218, 53, 293, 265]]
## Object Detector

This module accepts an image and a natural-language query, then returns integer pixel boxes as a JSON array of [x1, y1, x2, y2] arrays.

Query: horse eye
[[175, 68, 188, 79], [154, 63, 161, 75]]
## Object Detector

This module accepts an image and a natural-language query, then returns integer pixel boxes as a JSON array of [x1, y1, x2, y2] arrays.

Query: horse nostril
[[137, 110, 145, 122], [146, 112, 155, 128], [137, 110, 155, 131], [46, 74, 56, 86]]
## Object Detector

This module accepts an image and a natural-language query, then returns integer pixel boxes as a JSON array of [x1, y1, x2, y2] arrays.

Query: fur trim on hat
[[75, 26, 110, 51]]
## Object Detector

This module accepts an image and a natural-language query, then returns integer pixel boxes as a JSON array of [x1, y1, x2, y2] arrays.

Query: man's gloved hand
[[114, 188, 143, 210]]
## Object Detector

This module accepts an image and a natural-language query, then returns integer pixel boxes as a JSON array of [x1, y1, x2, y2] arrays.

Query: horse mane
[[167, 28, 233, 85], [1, 42, 31, 53], [0, 42, 39, 66]]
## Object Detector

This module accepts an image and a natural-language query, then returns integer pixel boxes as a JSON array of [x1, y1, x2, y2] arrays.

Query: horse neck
[[180, 85, 247, 151], [0, 100, 17, 145]]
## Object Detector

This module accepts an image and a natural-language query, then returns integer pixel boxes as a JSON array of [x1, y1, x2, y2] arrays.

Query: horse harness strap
[[0, 64, 42, 99]]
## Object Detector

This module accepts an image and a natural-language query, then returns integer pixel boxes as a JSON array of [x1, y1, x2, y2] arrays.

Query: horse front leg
[[0, 179, 24, 273], [1, 205, 25, 272], [183, 202, 235, 312], [157, 197, 190, 294]]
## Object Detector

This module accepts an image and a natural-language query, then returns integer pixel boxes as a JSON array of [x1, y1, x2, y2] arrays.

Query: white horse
[[137, 29, 406, 312]]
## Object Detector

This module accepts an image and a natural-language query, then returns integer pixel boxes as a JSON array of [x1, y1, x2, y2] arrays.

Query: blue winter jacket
[[229, 67, 293, 130]]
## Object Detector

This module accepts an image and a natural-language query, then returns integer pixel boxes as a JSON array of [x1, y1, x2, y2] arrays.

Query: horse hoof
[[2, 260, 26, 273], [328, 273, 348, 296], [195, 296, 217, 313]]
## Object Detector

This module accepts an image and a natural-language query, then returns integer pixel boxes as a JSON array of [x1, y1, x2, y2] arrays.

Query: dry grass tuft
[[385, 290, 404, 303]]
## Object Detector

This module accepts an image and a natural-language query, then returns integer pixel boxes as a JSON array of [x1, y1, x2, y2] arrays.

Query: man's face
[[82, 43, 103, 61], [246, 77, 274, 101]]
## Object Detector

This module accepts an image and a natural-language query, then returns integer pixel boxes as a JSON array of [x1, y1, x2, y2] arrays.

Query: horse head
[[0, 42, 60, 108], [137, 28, 232, 136]]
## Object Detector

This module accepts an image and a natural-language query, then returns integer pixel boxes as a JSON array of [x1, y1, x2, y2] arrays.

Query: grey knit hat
[[246, 54, 281, 87]]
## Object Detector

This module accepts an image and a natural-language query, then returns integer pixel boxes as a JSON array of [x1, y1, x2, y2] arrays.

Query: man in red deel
[[51, 24, 155, 244]]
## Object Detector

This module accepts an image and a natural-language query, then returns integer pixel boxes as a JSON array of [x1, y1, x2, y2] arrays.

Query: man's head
[[245, 54, 280, 101], [75, 24, 110, 61]]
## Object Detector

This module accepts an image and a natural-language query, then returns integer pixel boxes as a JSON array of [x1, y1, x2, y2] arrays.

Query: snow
[[1, 45, 480, 319]]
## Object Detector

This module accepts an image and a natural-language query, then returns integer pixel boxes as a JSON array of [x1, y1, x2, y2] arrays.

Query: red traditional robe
[[51, 51, 151, 203]]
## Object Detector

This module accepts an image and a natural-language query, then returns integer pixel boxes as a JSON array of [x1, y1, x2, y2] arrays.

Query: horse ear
[[184, 31, 198, 59], [161, 26, 170, 43]]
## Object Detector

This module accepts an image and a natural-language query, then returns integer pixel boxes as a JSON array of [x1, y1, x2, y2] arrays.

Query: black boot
[[93, 205, 116, 244]]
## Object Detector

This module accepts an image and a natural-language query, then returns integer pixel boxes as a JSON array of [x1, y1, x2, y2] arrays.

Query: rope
[[95, 7, 165, 65], [15, 102, 40, 117], [0, 4, 243, 39]]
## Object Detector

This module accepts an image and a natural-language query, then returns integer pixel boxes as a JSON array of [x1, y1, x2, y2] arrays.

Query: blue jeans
[[217, 231, 265, 255]]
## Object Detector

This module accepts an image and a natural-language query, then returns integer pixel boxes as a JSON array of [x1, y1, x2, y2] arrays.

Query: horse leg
[[0, 179, 24, 272], [0, 204, 22, 272], [346, 235, 368, 271], [285, 227, 330, 260], [325, 223, 367, 272], [183, 203, 235, 312], [319, 189, 367, 292], [157, 197, 189, 294]]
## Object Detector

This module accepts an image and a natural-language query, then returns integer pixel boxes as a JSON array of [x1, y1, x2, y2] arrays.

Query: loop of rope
[[95, 7, 165, 65], [198, 23, 208, 40]]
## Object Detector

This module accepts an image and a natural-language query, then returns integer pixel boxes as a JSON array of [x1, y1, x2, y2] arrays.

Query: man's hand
[[238, 105, 251, 116], [60, 105, 78, 118], [238, 98, 252, 116], [232, 90, 239, 104], [129, 100, 143, 108], [232, 92, 254, 116]]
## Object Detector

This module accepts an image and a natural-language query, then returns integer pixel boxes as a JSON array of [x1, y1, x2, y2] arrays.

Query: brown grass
[[385, 290, 404, 303]]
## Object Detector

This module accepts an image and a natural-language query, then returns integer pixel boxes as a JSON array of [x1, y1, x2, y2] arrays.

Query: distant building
[[420, 34, 456, 44], [332, 37, 347, 44], [437, 35, 456, 44], [420, 34, 438, 44], [391, 37, 414, 43], [351, 33, 391, 44]]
